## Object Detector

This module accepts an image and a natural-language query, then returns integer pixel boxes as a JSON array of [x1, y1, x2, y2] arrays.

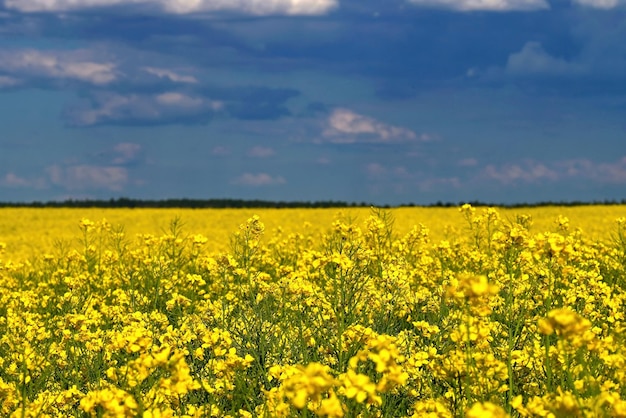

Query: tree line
[[0, 197, 625, 209]]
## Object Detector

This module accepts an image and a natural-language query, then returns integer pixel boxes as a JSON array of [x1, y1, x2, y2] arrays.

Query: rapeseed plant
[[0, 205, 625, 416]]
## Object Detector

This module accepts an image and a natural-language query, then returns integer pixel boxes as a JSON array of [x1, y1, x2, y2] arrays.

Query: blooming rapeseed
[[0, 205, 625, 416]]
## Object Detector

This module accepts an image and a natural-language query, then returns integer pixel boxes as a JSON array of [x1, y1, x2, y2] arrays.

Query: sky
[[0, 0, 625, 205]]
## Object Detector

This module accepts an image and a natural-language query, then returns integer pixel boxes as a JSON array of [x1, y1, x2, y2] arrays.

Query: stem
[[544, 335, 553, 393], [464, 305, 473, 408]]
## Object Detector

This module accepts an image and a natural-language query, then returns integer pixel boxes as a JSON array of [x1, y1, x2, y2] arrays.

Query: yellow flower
[[340, 370, 381, 406], [191, 234, 208, 245], [280, 363, 338, 410], [411, 399, 452, 418], [538, 307, 591, 338], [465, 274, 499, 298], [465, 401, 509, 418], [553, 388, 580, 416], [316, 390, 344, 417], [448, 274, 499, 301], [79, 218, 95, 230]]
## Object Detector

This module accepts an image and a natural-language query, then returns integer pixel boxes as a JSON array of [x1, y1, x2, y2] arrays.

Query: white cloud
[[483, 160, 558, 184], [418, 133, 439, 142], [458, 158, 478, 167], [506, 42, 584, 76], [4, 0, 129, 11], [156, 92, 205, 107], [0, 49, 117, 85], [406, 0, 549, 11], [364, 162, 461, 194], [393, 166, 411, 178], [231, 172, 286, 186], [0, 75, 20, 87], [112, 142, 142, 165], [67, 91, 222, 126], [167, 0, 338, 15], [247, 146, 275, 158], [143, 67, 197, 84], [0, 172, 45, 188], [70, 93, 132, 126], [572, 0, 623, 8], [418, 176, 461, 192], [321, 108, 418, 144], [481, 157, 626, 185], [5, 0, 338, 15], [47, 164, 129, 191], [212, 146, 230, 156], [557, 157, 626, 184], [366, 162, 387, 177]]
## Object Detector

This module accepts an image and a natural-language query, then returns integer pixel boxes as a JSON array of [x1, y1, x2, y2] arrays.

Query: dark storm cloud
[[2, 3, 624, 107], [62, 85, 300, 126], [453, 7, 626, 97], [0, 1, 571, 79], [207, 86, 300, 120], [3, 0, 623, 96]]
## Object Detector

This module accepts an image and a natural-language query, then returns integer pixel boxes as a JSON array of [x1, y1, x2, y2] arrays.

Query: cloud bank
[[64, 91, 223, 126], [572, 0, 625, 8], [47, 164, 129, 191], [0, 49, 117, 85], [482, 157, 626, 185], [406, 0, 549, 11], [4, 0, 338, 15]]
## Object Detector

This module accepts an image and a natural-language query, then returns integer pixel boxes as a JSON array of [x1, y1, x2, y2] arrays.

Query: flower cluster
[[0, 205, 625, 417]]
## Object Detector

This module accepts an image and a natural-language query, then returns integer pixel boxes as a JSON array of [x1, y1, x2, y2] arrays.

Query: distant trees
[[0, 198, 365, 209], [0, 197, 624, 209]]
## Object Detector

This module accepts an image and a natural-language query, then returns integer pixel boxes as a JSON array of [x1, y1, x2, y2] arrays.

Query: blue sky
[[0, 0, 625, 205]]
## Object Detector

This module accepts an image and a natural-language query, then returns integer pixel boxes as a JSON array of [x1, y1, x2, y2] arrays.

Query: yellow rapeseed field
[[0, 205, 625, 417]]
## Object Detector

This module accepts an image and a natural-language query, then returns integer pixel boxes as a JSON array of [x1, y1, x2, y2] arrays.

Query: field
[[1, 205, 626, 417]]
